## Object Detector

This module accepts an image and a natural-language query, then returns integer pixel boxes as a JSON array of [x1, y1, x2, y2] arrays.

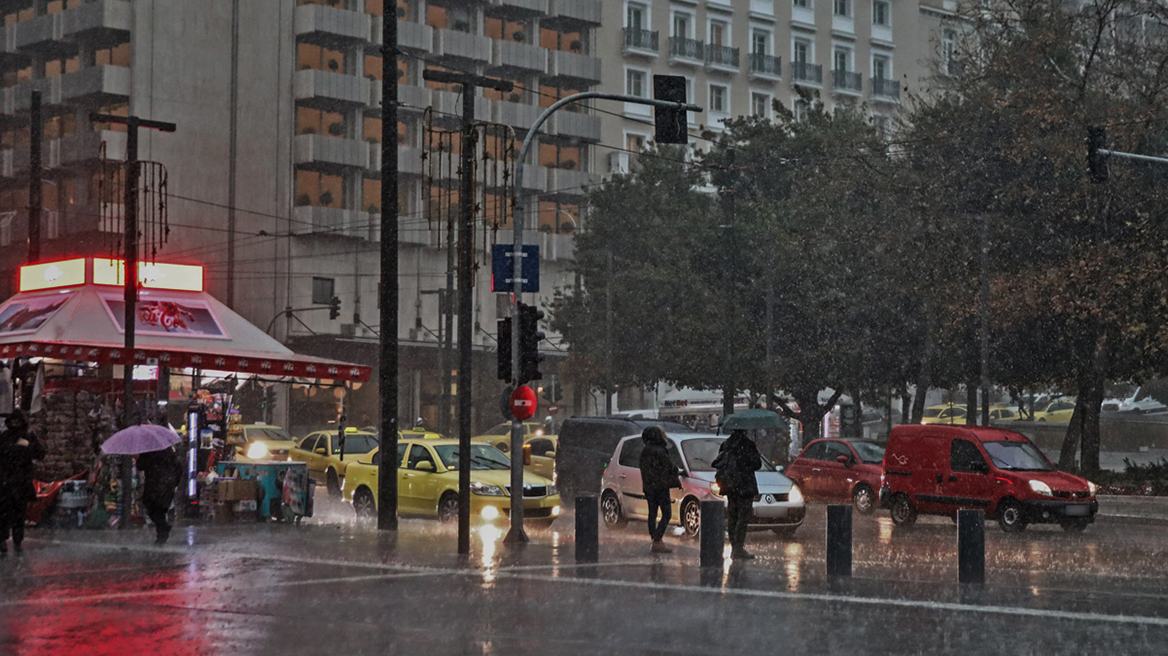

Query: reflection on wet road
[[3, 498, 1168, 655]]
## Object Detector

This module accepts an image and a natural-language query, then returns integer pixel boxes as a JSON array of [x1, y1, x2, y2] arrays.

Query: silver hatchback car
[[600, 433, 806, 538]]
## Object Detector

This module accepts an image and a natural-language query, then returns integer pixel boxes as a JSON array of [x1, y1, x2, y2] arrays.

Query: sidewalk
[[1098, 494, 1168, 524]]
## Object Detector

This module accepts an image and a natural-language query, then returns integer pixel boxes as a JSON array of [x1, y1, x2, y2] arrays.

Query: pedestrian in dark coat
[[137, 446, 180, 544], [0, 410, 45, 555], [638, 426, 681, 553], [712, 429, 762, 560]]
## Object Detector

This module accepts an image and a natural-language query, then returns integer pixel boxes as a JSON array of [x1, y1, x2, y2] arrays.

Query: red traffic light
[[510, 385, 538, 421]]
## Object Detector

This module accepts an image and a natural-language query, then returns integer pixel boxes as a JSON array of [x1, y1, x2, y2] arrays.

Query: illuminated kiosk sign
[[18, 258, 86, 292], [93, 258, 204, 292]]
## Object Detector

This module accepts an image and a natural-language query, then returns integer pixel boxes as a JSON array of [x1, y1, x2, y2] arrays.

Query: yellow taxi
[[230, 424, 297, 462], [398, 427, 446, 440], [471, 434, 558, 480], [472, 422, 549, 454], [921, 404, 968, 425], [290, 428, 381, 496], [342, 438, 562, 527], [1033, 399, 1076, 423]]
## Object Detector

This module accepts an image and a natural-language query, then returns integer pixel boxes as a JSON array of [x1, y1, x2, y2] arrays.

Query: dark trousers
[[645, 488, 672, 541], [0, 500, 26, 548], [145, 501, 171, 540], [726, 495, 753, 550]]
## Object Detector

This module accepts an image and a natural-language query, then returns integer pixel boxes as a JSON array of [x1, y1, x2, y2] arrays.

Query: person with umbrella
[[102, 423, 182, 544], [0, 410, 45, 555]]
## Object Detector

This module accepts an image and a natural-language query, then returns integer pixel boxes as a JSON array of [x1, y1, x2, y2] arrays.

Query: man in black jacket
[[713, 429, 762, 560], [137, 446, 181, 544], [0, 410, 45, 555], [638, 426, 680, 553]]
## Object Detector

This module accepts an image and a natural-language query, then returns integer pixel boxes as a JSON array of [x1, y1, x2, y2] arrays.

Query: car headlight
[[546, 485, 558, 496], [246, 442, 269, 460], [788, 484, 803, 504], [1087, 481, 1097, 495], [469, 481, 506, 496], [710, 482, 724, 497], [1029, 480, 1053, 496]]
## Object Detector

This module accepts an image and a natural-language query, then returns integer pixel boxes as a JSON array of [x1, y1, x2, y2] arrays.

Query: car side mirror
[[415, 461, 434, 472], [837, 455, 851, 467], [775, 465, 785, 472], [677, 467, 687, 478], [314, 448, 327, 455]]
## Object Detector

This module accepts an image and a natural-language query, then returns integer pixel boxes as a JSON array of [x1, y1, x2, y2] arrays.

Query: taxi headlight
[[788, 484, 804, 504], [470, 481, 506, 496], [710, 482, 724, 497], [547, 485, 558, 496], [1029, 480, 1053, 496], [246, 442, 269, 460], [1087, 481, 1097, 495]]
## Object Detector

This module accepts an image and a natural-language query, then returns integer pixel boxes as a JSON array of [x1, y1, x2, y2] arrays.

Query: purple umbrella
[[101, 424, 182, 455]]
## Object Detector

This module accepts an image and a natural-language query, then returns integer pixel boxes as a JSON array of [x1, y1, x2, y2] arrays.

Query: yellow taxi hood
[[463, 469, 554, 488]]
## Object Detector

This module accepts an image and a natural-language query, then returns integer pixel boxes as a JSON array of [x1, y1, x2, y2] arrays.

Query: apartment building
[[0, 0, 603, 432], [597, 0, 955, 166]]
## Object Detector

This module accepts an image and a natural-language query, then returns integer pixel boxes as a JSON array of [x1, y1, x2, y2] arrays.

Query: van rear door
[[910, 434, 950, 513]]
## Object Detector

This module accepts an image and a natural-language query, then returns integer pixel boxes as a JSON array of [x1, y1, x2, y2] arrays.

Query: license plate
[[1065, 504, 1090, 517]]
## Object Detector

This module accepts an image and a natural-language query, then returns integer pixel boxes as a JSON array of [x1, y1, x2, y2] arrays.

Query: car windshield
[[337, 435, 378, 455], [848, 441, 885, 464], [982, 440, 1053, 471], [923, 408, 943, 418], [433, 444, 511, 471], [680, 438, 775, 472]]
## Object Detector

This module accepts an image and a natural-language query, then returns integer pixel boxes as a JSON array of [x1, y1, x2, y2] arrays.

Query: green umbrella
[[720, 409, 787, 430]]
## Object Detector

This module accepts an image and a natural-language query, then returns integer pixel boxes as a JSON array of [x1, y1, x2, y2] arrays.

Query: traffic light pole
[[505, 91, 700, 544]]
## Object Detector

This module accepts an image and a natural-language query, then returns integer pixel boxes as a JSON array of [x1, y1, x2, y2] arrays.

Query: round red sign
[[548, 403, 559, 415], [510, 385, 538, 421]]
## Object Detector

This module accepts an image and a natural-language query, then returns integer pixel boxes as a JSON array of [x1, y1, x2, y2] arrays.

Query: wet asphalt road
[[3, 497, 1168, 655]]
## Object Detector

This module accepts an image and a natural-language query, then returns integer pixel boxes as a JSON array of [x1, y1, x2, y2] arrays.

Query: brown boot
[[651, 540, 673, 554]]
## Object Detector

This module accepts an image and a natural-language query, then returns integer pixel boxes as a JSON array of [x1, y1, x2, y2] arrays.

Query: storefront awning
[[0, 258, 370, 382]]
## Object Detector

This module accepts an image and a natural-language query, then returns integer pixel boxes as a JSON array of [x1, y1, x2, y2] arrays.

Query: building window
[[793, 0, 810, 8], [793, 40, 810, 63], [833, 0, 849, 17], [873, 0, 890, 26], [626, 68, 647, 97], [793, 98, 809, 121], [751, 29, 770, 56], [751, 92, 770, 118], [626, 133, 647, 151], [834, 46, 851, 72], [942, 29, 957, 72], [709, 20, 728, 46], [312, 277, 335, 305], [872, 54, 890, 79], [626, 2, 647, 30], [709, 84, 727, 113], [673, 11, 691, 37]]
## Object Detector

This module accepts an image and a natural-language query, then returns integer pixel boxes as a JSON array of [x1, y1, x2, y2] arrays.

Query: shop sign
[[0, 293, 74, 335], [93, 259, 204, 292], [101, 294, 229, 339], [19, 258, 86, 292]]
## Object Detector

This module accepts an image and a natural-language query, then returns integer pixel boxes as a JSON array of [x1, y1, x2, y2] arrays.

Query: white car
[[600, 433, 806, 538]]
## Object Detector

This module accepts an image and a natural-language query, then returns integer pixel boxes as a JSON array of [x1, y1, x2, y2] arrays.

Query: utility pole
[[28, 91, 41, 263], [604, 247, 613, 415], [421, 69, 513, 555], [979, 214, 990, 426], [88, 112, 176, 529], [378, 6, 400, 532], [721, 149, 736, 421]]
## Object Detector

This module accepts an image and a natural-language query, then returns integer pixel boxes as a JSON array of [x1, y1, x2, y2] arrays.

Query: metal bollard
[[957, 508, 986, 584], [826, 504, 853, 577], [699, 499, 725, 568], [575, 496, 599, 564]]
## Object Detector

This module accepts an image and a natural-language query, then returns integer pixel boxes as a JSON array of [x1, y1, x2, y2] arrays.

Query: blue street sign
[[491, 244, 540, 293]]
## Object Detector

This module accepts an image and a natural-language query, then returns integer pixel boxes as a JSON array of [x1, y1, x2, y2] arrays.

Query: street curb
[[1096, 513, 1168, 526]]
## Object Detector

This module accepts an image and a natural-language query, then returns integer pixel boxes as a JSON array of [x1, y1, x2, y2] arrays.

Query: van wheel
[[889, 494, 917, 527], [681, 498, 702, 539], [997, 498, 1027, 533], [326, 470, 341, 498], [852, 484, 876, 515], [601, 491, 627, 530]]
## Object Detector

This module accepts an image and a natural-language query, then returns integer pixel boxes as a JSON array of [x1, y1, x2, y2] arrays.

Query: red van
[[878, 425, 1098, 533]]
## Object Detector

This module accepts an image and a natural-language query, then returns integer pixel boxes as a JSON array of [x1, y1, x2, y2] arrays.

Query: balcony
[[668, 36, 704, 66], [489, 40, 548, 74], [369, 145, 424, 177], [292, 205, 370, 240], [544, 0, 602, 28], [433, 89, 492, 123], [622, 28, 658, 57], [369, 83, 431, 115], [831, 69, 862, 93], [545, 168, 601, 200], [369, 18, 432, 53], [294, 134, 369, 170], [295, 70, 370, 110], [493, 99, 542, 131], [1, 129, 124, 176], [705, 44, 740, 72], [434, 28, 491, 63], [15, 0, 131, 56], [546, 110, 600, 142], [748, 53, 782, 81], [546, 50, 601, 85], [871, 77, 900, 100], [294, 4, 370, 47], [1, 65, 130, 116], [487, 0, 549, 19], [791, 61, 822, 85]]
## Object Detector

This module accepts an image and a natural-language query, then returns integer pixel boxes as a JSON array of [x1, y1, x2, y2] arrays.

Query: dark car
[[785, 438, 885, 514], [554, 416, 695, 500]]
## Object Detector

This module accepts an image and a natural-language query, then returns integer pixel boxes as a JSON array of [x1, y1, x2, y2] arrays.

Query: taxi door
[[527, 438, 556, 480], [402, 444, 440, 515]]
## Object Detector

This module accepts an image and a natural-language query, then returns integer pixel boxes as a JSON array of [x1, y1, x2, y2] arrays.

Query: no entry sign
[[510, 385, 538, 420]]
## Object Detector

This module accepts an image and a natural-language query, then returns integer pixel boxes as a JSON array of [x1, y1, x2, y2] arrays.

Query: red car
[[878, 425, 1098, 533], [785, 438, 885, 514]]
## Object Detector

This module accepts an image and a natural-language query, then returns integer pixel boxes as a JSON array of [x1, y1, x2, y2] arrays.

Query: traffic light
[[328, 296, 341, 320], [1087, 126, 1109, 183], [653, 75, 687, 145], [542, 379, 562, 403], [496, 317, 512, 382], [518, 302, 545, 384]]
